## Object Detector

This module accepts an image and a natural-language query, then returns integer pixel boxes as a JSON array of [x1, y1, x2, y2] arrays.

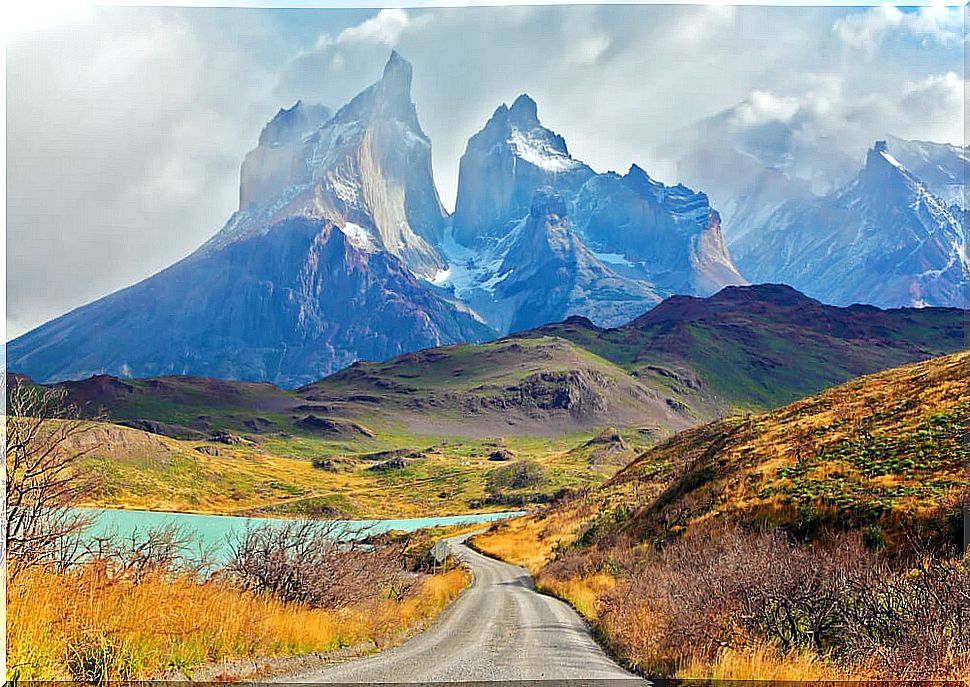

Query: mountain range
[[730, 141, 966, 308], [7, 52, 967, 387]]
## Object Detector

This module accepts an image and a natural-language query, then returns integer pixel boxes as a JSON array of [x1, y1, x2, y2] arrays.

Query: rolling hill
[[12, 284, 966, 442], [477, 348, 968, 571]]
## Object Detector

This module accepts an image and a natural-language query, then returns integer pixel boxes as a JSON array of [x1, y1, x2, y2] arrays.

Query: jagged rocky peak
[[226, 51, 447, 276], [509, 93, 540, 126], [452, 93, 593, 246], [866, 140, 900, 170], [860, 140, 919, 188], [378, 49, 414, 107], [624, 163, 662, 188], [239, 100, 332, 210], [335, 49, 420, 127]]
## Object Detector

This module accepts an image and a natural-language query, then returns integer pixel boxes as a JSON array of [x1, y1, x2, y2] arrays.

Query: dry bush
[[5, 380, 103, 577], [225, 520, 414, 608], [595, 527, 970, 679], [83, 524, 216, 582], [843, 555, 970, 679]]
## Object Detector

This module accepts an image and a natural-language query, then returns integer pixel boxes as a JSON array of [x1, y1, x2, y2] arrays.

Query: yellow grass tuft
[[677, 643, 861, 682], [6, 564, 468, 681], [538, 573, 615, 620], [473, 503, 586, 574]]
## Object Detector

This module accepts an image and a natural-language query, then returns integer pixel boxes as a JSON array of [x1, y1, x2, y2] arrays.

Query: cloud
[[6, 7, 288, 337], [334, 8, 418, 46], [679, 66, 965, 199], [730, 91, 801, 127], [834, 6, 964, 56], [6, 5, 964, 338]]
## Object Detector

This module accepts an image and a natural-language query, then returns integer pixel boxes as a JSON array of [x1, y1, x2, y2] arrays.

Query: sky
[[5, 3, 966, 338]]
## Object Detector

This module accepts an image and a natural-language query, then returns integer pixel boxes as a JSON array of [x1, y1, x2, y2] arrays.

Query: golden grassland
[[6, 564, 468, 682], [472, 502, 587, 574], [474, 351, 970, 681]]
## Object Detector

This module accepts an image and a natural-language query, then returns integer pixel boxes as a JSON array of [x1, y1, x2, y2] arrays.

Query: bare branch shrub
[[595, 526, 970, 679], [83, 524, 216, 582], [842, 555, 970, 679], [4, 379, 103, 577], [225, 520, 413, 608]]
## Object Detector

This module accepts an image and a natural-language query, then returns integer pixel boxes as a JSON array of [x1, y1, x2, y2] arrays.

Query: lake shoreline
[[74, 506, 526, 563]]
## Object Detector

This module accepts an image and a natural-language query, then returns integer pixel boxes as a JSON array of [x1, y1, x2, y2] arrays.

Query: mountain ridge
[[731, 141, 966, 309], [8, 53, 966, 388], [12, 285, 966, 441]]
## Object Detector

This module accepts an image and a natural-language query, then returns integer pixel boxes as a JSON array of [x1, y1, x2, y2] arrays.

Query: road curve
[[277, 532, 645, 684]]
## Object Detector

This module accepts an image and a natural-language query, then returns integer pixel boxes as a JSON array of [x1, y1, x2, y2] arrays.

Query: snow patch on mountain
[[508, 129, 583, 173], [339, 222, 378, 252], [589, 250, 636, 267], [432, 219, 527, 299], [880, 150, 905, 170]]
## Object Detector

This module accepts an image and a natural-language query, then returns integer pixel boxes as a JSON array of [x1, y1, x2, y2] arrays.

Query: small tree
[[4, 379, 102, 577]]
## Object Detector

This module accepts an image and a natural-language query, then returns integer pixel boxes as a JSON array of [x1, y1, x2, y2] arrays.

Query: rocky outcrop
[[295, 414, 375, 438]]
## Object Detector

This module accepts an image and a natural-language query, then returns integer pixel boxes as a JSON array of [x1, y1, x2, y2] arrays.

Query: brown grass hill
[[474, 351, 969, 681], [604, 349, 968, 550], [478, 349, 969, 570]]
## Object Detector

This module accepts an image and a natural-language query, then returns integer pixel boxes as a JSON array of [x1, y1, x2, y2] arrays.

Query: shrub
[[486, 460, 547, 494], [225, 520, 413, 608], [593, 527, 970, 679]]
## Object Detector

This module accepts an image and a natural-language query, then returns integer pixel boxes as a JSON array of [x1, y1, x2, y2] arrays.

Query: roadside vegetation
[[4, 381, 469, 683], [475, 351, 970, 681]]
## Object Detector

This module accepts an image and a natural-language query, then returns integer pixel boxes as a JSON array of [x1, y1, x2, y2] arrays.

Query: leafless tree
[[4, 379, 102, 578], [226, 520, 414, 608]]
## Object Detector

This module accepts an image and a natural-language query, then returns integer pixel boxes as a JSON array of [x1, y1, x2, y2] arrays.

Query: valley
[[9, 283, 966, 519]]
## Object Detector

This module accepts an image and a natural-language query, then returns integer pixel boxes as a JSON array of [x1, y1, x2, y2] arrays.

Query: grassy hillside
[[301, 336, 694, 436], [524, 284, 965, 413], [10, 285, 965, 517], [20, 286, 964, 444], [475, 350, 969, 680]]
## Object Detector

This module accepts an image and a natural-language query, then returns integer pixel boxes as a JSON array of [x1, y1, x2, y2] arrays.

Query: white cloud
[[834, 6, 963, 56], [6, 7, 286, 337], [730, 91, 801, 126], [335, 8, 417, 46]]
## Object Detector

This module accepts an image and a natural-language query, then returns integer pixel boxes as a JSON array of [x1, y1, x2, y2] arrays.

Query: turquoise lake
[[77, 508, 524, 562]]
